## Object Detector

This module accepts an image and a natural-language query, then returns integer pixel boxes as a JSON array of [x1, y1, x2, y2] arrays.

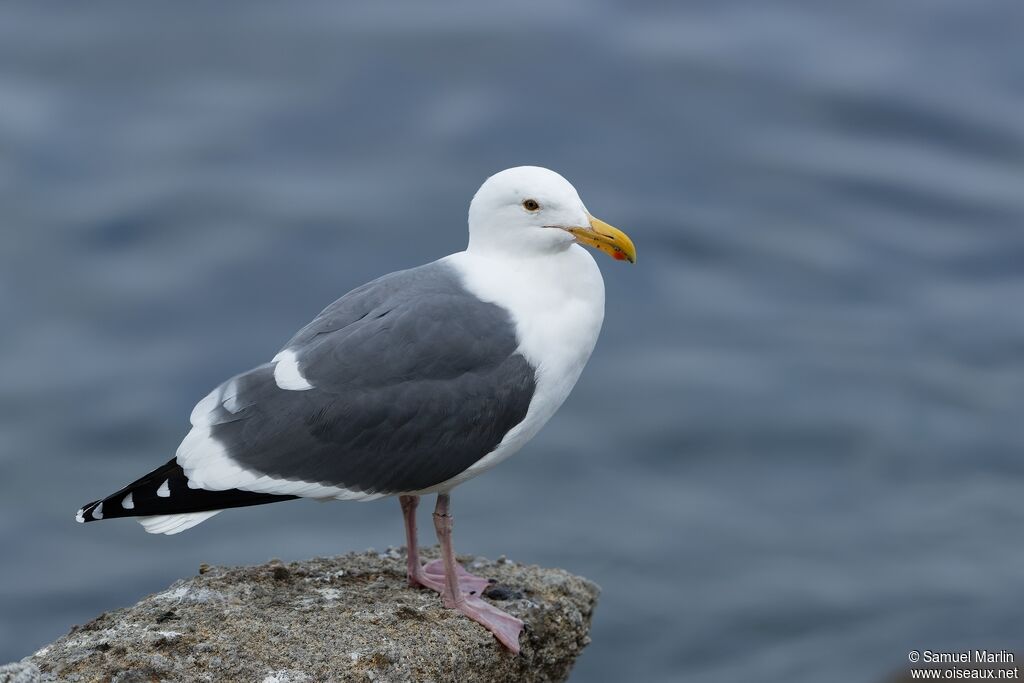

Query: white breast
[[419, 244, 606, 492]]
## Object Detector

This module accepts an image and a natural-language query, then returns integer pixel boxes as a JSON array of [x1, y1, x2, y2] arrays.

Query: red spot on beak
[[613, 250, 626, 261]]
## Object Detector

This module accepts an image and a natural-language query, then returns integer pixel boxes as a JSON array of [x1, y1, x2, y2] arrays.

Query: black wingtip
[[75, 499, 103, 523], [74, 458, 299, 526]]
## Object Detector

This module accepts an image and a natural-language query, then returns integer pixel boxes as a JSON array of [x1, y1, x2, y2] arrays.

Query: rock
[[0, 663, 41, 683], [10, 549, 599, 682]]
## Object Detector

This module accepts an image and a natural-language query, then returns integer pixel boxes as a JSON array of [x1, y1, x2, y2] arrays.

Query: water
[[2, 2, 1023, 681]]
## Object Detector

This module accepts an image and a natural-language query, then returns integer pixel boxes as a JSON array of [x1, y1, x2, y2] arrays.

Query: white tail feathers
[[136, 510, 222, 535]]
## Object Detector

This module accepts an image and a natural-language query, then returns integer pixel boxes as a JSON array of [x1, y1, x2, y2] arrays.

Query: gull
[[76, 166, 636, 652]]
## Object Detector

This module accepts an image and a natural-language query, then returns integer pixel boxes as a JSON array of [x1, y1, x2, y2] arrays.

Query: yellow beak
[[566, 215, 636, 264]]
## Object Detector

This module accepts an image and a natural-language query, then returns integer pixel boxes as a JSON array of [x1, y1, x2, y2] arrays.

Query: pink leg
[[399, 495, 423, 588], [399, 495, 490, 595], [432, 493, 524, 654]]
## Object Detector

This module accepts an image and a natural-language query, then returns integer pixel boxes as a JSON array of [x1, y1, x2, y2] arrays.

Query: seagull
[[75, 166, 635, 653]]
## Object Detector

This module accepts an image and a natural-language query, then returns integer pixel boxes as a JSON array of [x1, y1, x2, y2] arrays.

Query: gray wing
[[188, 260, 536, 495]]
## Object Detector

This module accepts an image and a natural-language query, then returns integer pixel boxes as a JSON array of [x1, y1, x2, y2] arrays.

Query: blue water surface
[[2, 3, 1023, 681]]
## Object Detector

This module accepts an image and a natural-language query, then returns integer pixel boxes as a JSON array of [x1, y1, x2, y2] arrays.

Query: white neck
[[447, 244, 606, 355]]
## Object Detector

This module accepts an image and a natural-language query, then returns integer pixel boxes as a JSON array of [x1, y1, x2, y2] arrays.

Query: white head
[[467, 166, 636, 263]]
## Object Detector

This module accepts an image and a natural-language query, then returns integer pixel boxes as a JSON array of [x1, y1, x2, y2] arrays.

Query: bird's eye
[[522, 199, 541, 212]]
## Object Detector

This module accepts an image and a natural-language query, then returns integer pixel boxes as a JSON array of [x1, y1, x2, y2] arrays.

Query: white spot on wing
[[222, 378, 243, 413], [93, 502, 104, 520], [157, 480, 170, 497], [190, 386, 221, 426], [122, 493, 134, 509], [272, 349, 313, 390], [75, 508, 85, 523]]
